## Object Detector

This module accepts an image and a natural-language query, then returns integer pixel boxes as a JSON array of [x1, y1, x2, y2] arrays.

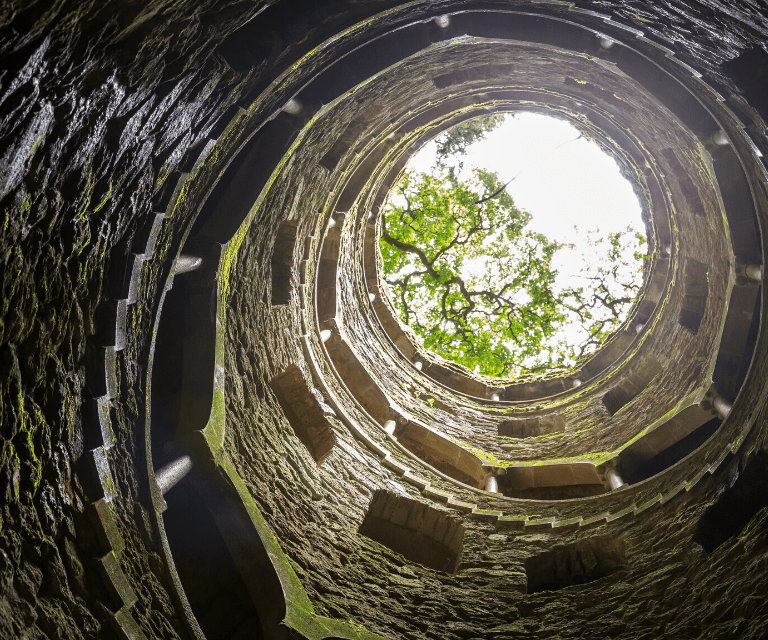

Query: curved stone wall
[[1, 2, 768, 640]]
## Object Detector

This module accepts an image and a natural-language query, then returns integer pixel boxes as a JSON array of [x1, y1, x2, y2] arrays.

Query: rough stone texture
[[1, 1, 768, 640]]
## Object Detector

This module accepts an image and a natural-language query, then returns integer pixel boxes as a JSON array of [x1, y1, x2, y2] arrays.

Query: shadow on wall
[[525, 535, 629, 593], [693, 451, 768, 554], [162, 479, 264, 640]]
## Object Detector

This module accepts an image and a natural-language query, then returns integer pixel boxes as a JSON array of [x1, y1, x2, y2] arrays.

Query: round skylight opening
[[378, 112, 648, 378]]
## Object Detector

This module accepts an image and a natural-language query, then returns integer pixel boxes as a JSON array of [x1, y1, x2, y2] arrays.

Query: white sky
[[407, 112, 642, 245]]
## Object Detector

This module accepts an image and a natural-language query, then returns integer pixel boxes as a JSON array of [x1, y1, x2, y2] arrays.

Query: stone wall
[[1, 1, 768, 640]]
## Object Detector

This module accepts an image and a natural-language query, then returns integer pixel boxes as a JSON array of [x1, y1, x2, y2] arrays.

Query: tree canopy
[[379, 118, 646, 378], [434, 114, 505, 168]]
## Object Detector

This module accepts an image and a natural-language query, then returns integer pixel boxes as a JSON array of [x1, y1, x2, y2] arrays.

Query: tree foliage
[[556, 228, 647, 357], [380, 168, 565, 376], [379, 119, 646, 377], [434, 114, 505, 168]]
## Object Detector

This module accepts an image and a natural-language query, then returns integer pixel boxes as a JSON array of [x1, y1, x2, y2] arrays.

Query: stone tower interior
[[2, 1, 768, 639]]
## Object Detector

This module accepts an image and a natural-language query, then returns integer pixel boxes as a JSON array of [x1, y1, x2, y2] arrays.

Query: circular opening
[[379, 112, 648, 378]]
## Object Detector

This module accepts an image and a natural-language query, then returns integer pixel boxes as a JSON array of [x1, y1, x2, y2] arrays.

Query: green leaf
[[379, 139, 645, 377]]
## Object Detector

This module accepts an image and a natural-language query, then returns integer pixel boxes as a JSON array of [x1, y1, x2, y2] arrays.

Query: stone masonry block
[[391, 498, 415, 528], [270, 365, 338, 464], [110, 606, 149, 640], [88, 499, 125, 556], [360, 490, 464, 574], [97, 551, 137, 609]]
